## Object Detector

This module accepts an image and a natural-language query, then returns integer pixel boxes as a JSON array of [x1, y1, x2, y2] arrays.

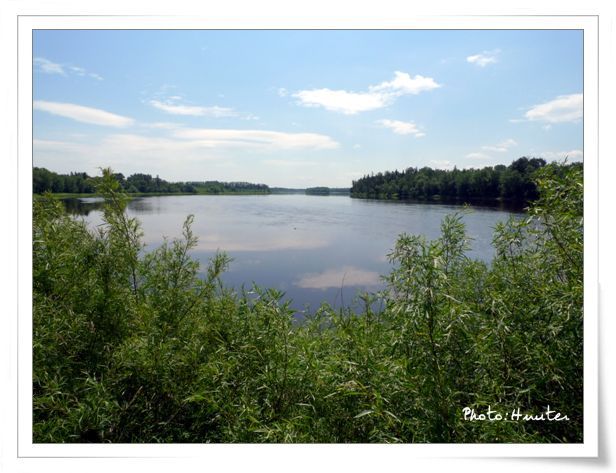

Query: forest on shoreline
[[34, 158, 579, 203], [33, 167, 270, 195], [33, 161, 583, 443], [350, 157, 579, 203]]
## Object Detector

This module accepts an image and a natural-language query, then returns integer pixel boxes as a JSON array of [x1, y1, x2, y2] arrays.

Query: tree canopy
[[350, 157, 564, 203], [33, 167, 270, 195]]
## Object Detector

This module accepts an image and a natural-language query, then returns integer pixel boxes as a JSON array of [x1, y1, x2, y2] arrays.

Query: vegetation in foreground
[[33, 162, 583, 443]]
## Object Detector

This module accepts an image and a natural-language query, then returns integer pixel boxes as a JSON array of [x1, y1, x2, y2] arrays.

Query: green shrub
[[32, 162, 583, 443]]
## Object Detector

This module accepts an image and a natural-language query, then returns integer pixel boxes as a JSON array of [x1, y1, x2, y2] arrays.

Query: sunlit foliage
[[33, 162, 583, 443]]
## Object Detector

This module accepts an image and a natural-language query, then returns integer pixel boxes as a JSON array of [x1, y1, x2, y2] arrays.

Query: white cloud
[[369, 71, 441, 95], [33, 101, 134, 127], [429, 160, 455, 170], [294, 88, 388, 114], [277, 87, 289, 97], [262, 159, 318, 167], [293, 71, 441, 115], [149, 99, 236, 117], [376, 119, 425, 137], [34, 134, 226, 178], [101, 134, 212, 153], [481, 138, 517, 152], [465, 152, 491, 160], [34, 57, 66, 75], [523, 93, 583, 124], [536, 149, 583, 161], [34, 125, 338, 181], [140, 122, 183, 130], [32, 132, 354, 187], [295, 266, 381, 289], [33, 139, 100, 174], [466, 50, 500, 67], [173, 128, 339, 150], [69, 66, 103, 80], [33, 138, 90, 153], [34, 57, 103, 80]]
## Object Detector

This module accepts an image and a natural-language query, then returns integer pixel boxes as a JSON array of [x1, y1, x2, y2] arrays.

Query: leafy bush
[[33, 163, 583, 443]]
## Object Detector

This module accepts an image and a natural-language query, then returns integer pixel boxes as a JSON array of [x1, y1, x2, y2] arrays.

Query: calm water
[[65, 195, 519, 313]]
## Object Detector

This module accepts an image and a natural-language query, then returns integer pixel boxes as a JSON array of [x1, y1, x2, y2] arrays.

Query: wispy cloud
[[481, 138, 517, 153], [34, 57, 103, 80], [376, 119, 425, 137], [292, 71, 441, 115], [33, 134, 227, 177], [149, 95, 258, 120], [68, 66, 103, 81], [520, 93, 583, 124], [33, 57, 66, 76], [33, 129, 337, 185], [262, 159, 318, 167], [33, 101, 134, 127], [140, 122, 183, 130], [536, 149, 583, 161], [149, 99, 237, 117], [34, 125, 338, 183], [33, 138, 90, 153], [173, 128, 339, 150], [466, 49, 500, 67], [465, 152, 491, 160], [429, 160, 455, 170]]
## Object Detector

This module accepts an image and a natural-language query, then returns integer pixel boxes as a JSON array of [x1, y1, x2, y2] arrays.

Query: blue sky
[[33, 29, 583, 187]]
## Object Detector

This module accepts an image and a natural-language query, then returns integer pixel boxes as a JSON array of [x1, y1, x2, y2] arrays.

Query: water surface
[[67, 195, 518, 313]]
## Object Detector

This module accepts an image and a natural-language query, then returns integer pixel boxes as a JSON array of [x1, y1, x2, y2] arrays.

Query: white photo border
[[15, 13, 599, 461]]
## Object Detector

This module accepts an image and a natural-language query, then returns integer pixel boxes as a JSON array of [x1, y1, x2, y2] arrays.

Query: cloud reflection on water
[[295, 266, 382, 290], [193, 233, 329, 252]]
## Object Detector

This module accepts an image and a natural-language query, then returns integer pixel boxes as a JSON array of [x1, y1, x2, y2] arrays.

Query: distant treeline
[[269, 187, 352, 195], [33, 167, 270, 195], [351, 157, 579, 203], [305, 187, 351, 196], [270, 187, 306, 194]]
